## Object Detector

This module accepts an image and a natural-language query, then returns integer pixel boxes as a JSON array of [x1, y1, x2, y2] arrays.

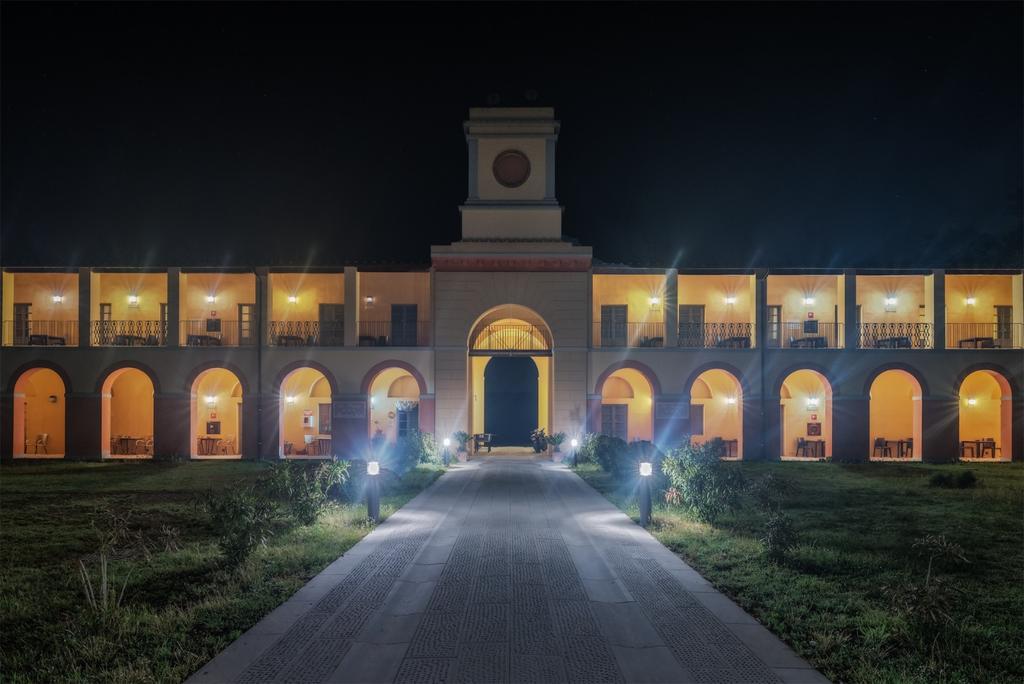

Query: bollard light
[[366, 460, 380, 521], [570, 437, 579, 467], [442, 438, 451, 466], [638, 461, 653, 527]]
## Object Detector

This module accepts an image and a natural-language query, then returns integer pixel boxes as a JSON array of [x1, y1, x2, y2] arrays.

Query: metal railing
[[473, 323, 548, 352], [858, 322, 932, 349], [358, 320, 431, 347], [3, 320, 79, 346], [679, 322, 755, 349], [765, 322, 842, 349], [267, 320, 345, 347], [593, 321, 666, 348], [946, 322, 1023, 349], [91, 320, 166, 346], [181, 320, 256, 347]]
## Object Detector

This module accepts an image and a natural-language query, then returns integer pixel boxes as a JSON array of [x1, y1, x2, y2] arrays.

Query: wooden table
[[198, 436, 221, 455], [961, 440, 997, 458], [114, 436, 142, 455], [316, 438, 332, 457]]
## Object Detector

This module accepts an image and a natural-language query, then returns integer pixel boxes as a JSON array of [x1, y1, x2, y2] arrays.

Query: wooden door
[[995, 305, 1012, 346], [679, 305, 706, 347], [600, 305, 627, 347], [766, 305, 781, 347], [391, 304, 418, 346], [318, 303, 345, 346], [237, 303, 256, 346], [13, 303, 30, 345], [601, 404, 628, 441], [689, 403, 705, 436], [397, 404, 419, 439]]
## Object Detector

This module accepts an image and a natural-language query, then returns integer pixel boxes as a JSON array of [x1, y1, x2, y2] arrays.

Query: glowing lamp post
[[638, 461, 653, 527], [366, 460, 380, 522], [570, 437, 579, 467], [442, 437, 451, 466]]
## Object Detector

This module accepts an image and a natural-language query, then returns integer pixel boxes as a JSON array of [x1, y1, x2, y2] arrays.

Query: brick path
[[190, 459, 828, 683]]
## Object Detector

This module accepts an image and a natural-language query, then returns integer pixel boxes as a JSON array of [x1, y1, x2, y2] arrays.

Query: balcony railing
[[593, 321, 665, 348], [358, 320, 431, 347], [765, 322, 842, 349], [679, 322, 755, 349], [946, 322, 1023, 349], [181, 320, 256, 347], [474, 324, 548, 352], [92, 320, 166, 346], [267, 320, 345, 347], [859, 322, 932, 349], [3, 320, 79, 346]]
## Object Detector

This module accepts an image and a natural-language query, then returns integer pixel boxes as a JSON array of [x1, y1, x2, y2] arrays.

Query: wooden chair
[[220, 436, 235, 455], [873, 438, 892, 458], [795, 438, 808, 458], [980, 439, 999, 459], [901, 438, 913, 459]]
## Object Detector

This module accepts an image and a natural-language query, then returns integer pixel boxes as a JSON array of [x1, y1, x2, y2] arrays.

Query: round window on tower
[[492, 150, 531, 188]]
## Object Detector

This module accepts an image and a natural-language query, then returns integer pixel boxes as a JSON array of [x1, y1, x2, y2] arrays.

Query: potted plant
[[453, 431, 471, 462], [530, 428, 548, 454], [547, 431, 566, 453]]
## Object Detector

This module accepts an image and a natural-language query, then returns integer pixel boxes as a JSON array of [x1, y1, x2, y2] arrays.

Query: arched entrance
[[959, 370, 1013, 461], [190, 368, 243, 458], [279, 366, 332, 458], [469, 305, 552, 448], [868, 369, 923, 460], [101, 368, 155, 458], [779, 369, 832, 459], [367, 366, 423, 444], [599, 367, 654, 443], [12, 368, 67, 458], [689, 368, 743, 459]]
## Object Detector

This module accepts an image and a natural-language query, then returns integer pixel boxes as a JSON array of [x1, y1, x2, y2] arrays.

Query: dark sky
[[2, 2, 1022, 270]]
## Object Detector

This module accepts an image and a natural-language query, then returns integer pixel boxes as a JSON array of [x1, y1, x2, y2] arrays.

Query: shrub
[[574, 433, 601, 464], [452, 430, 472, 452], [547, 431, 566, 452], [955, 470, 977, 488], [201, 487, 279, 565], [593, 434, 629, 473], [660, 439, 747, 523], [929, 470, 977, 489], [262, 460, 350, 525], [883, 534, 970, 629], [760, 512, 799, 562], [389, 430, 438, 473]]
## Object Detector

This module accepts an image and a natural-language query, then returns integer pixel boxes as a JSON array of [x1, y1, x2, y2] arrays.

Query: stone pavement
[[189, 459, 828, 683]]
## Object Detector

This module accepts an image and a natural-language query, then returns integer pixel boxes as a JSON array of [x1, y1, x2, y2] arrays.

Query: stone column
[[78, 267, 92, 348], [258, 393, 280, 460], [1013, 396, 1024, 463], [742, 391, 764, 461], [0, 391, 13, 461], [755, 269, 767, 349], [832, 395, 869, 463], [844, 269, 858, 349], [241, 396, 259, 461], [931, 269, 945, 350], [332, 393, 369, 459], [255, 267, 269, 348], [154, 393, 189, 458], [664, 269, 678, 348], [344, 267, 359, 347], [586, 394, 602, 434], [69, 392, 103, 461], [166, 268, 180, 347], [653, 393, 688, 451], [921, 395, 958, 463], [763, 391, 783, 461]]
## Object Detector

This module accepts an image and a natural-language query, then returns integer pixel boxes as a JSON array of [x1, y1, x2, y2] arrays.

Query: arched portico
[[687, 368, 744, 459], [779, 368, 832, 459], [278, 366, 333, 458], [190, 367, 244, 458], [958, 369, 1013, 461], [868, 368, 923, 460], [100, 366, 156, 458], [11, 367, 68, 458]]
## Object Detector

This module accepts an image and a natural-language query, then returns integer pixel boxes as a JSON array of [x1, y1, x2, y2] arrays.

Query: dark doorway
[[484, 356, 538, 446]]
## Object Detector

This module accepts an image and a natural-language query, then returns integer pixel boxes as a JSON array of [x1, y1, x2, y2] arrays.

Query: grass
[[574, 460, 1024, 684], [0, 460, 444, 683]]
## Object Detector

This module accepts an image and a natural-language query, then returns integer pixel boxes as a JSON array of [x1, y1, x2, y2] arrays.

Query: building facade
[[2, 107, 1022, 463]]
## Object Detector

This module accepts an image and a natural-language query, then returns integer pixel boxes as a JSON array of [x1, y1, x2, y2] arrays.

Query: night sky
[[2, 2, 1021, 270]]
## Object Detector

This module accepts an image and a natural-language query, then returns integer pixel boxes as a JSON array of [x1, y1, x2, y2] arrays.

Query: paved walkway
[[190, 459, 827, 683]]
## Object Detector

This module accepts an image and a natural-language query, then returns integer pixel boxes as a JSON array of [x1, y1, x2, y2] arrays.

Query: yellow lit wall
[[269, 273, 344, 321], [601, 367, 653, 442], [868, 370, 922, 459], [369, 367, 420, 443], [592, 274, 666, 324], [359, 272, 431, 321], [279, 368, 331, 456], [856, 275, 929, 324], [4, 272, 79, 345], [678, 274, 755, 327], [766, 275, 842, 324], [689, 369, 743, 457], [190, 368, 243, 457], [92, 272, 167, 320], [959, 371, 1012, 459], [180, 273, 256, 322], [534, 355, 550, 434], [471, 355, 487, 435], [780, 370, 832, 458], [12, 368, 66, 456], [103, 369, 154, 457]]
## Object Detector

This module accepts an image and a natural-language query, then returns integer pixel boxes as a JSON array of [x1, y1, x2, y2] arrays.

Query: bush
[[390, 430, 438, 473], [660, 439, 747, 523], [929, 470, 977, 489], [201, 487, 279, 565], [760, 512, 799, 562], [452, 431, 472, 452], [574, 433, 601, 464], [593, 434, 629, 473], [955, 471, 977, 488], [263, 460, 350, 525], [547, 431, 566, 452]]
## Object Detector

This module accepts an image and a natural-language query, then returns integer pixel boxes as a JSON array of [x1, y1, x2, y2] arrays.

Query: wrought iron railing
[[267, 320, 345, 346], [3, 320, 79, 346], [946, 322, 1023, 349], [91, 320, 166, 346], [593, 321, 665, 348], [181, 320, 256, 347], [679, 322, 755, 349], [474, 324, 548, 352], [765, 322, 842, 349], [859, 322, 932, 349], [358, 320, 431, 347]]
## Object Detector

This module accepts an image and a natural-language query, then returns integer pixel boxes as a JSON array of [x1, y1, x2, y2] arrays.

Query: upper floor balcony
[[766, 274, 844, 349], [357, 271, 431, 347], [856, 274, 933, 349], [677, 274, 755, 348], [592, 273, 666, 348], [90, 271, 168, 347], [267, 272, 345, 347], [180, 271, 257, 347], [944, 273, 1023, 349], [2, 271, 80, 346]]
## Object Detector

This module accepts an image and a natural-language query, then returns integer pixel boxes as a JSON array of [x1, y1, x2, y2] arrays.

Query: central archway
[[468, 305, 552, 449]]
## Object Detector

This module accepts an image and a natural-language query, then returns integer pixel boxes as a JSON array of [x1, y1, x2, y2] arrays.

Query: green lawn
[[0, 460, 444, 683], [574, 461, 1024, 684]]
